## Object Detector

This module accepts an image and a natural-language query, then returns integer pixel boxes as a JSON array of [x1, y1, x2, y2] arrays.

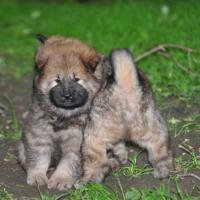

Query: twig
[[159, 51, 193, 75], [176, 173, 200, 181], [135, 44, 196, 62]]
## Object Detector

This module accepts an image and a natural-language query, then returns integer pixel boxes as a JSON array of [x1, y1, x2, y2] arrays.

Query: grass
[[175, 141, 200, 172], [168, 114, 200, 138], [0, 0, 200, 199], [0, 188, 13, 200], [0, 97, 21, 141], [21, 183, 119, 200], [119, 151, 153, 177], [0, 182, 197, 200]]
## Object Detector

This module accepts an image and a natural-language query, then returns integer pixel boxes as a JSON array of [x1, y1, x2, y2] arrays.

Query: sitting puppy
[[18, 35, 111, 190], [81, 49, 173, 183]]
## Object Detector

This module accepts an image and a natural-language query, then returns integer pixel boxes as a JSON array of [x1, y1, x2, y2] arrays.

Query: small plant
[[36, 183, 119, 200], [0, 97, 21, 141], [124, 184, 192, 200], [0, 188, 13, 200], [119, 152, 153, 177], [168, 115, 200, 138], [175, 140, 200, 172]]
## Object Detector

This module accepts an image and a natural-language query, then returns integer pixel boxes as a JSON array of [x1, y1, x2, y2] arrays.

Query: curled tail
[[109, 49, 151, 94], [109, 49, 139, 91]]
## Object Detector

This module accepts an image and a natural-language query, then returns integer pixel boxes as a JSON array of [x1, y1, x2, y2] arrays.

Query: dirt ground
[[0, 75, 200, 199]]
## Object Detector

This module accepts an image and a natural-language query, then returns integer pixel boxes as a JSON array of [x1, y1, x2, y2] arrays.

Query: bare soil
[[0, 75, 199, 199]]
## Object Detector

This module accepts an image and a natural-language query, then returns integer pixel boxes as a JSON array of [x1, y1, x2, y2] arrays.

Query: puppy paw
[[74, 180, 84, 189], [48, 175, 74, 191], [27, 170, 48, 186], [153, 157, 173, 179], [119, 155, 128, 164], [153, 166, 170, 179], [108, 157, 120, 169]]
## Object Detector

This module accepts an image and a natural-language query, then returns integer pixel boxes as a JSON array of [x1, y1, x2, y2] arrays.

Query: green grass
[[119, 151, 153, 177], [0, 97, 21, 141], [175, 141, 200, 172], [0, 182, 197, 200], [0, 188, 13, 200]]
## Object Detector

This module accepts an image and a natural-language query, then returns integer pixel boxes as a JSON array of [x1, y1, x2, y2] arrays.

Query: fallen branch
[[176, 173, 200, 181], [135, 44, 196, 62], [159, 51, 194, 75]]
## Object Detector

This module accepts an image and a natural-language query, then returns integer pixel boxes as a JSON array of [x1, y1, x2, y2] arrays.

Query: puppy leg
[[81, 137, 117, 184], [48, 128, 82, 191], [112, 142, 128, 165], [18, 141, 26, 169], [26, 141, 52, 186], [146, 136, 173, 179], [130, 131, 173, 179]]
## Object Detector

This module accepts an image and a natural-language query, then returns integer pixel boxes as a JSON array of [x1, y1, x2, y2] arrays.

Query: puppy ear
[[80, 48, 101, 72], [34, 48, 48, 70], [36, 34, 47, 44], [93, 56, 113, 81]]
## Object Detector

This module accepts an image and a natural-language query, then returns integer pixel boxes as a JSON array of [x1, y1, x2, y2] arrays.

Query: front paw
[[48, 174, 74, 191], [27, 170, 48, 186]]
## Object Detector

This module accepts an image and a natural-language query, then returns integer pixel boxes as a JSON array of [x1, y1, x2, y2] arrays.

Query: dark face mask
[[49, 79, 88, 109]]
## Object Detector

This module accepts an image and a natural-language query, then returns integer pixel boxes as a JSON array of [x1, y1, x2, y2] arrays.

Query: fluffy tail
[[109, 49, 139, 91]]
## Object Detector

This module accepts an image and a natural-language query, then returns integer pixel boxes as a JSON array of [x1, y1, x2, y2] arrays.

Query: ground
[[0, 0, 200, 199]]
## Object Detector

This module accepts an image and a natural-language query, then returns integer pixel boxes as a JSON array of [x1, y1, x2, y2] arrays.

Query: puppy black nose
[[64, 94, 70, 98], [62, 93, 73, 100]]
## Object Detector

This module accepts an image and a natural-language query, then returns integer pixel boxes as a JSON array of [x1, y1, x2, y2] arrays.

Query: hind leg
[[81, 142, 113, 183], [132, 132, 173, 179], [147, 136, 173, 178]]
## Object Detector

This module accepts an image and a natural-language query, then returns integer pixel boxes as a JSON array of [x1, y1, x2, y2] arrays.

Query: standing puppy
[[81, 49, 173, 183], [18, 35, 111, 190]]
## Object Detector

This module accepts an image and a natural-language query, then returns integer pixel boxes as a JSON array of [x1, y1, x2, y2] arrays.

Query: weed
[[175, 140, 200, 172], [119, 152, 153, 177], [0, 188, 13, 200], [0, 97, 21, 141]]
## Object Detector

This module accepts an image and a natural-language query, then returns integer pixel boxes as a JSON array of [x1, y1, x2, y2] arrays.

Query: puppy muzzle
[[50, 80, 88, 109]]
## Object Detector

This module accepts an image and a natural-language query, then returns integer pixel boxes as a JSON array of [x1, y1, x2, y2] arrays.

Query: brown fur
[[80, 49, 173, 183], [18, 35, 111, 190]]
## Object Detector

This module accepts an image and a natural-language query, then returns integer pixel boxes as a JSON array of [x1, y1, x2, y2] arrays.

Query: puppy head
[[34, 35, 111, 112]]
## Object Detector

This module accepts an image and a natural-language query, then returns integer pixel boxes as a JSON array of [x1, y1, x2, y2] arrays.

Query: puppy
[[81, 49, 173, 183], [18, 35, 111, 190]]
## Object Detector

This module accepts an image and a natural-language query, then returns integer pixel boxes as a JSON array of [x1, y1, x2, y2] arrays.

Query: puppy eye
[[73, 74, 80, 82], [55, 75, 61, 83]]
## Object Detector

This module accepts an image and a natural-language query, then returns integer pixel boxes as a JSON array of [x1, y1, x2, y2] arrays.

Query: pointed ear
[[36, 34, 47, 44]]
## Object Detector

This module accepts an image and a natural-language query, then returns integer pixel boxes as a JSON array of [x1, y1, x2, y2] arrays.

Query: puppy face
[[33, 35, 111, 116]]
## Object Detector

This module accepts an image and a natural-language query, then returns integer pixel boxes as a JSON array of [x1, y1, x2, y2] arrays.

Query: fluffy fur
[[80, 49, 173, 183], [18, 35, 111, 190]]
